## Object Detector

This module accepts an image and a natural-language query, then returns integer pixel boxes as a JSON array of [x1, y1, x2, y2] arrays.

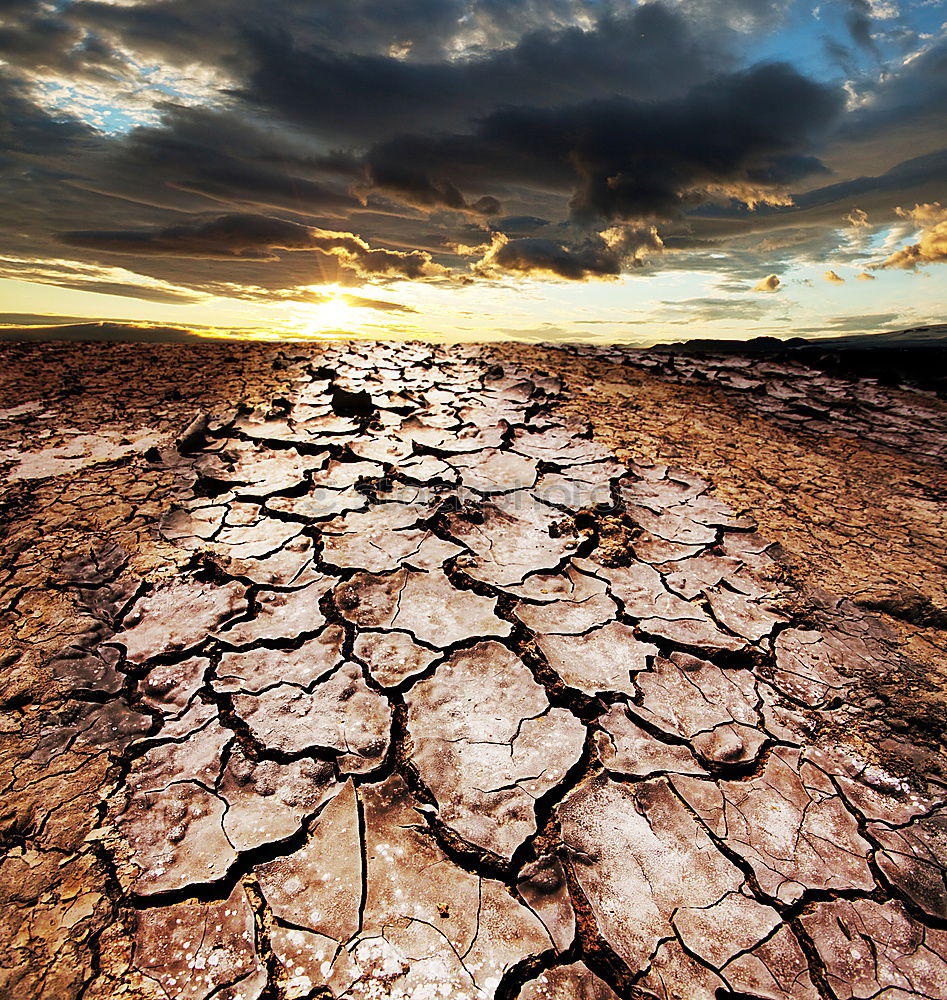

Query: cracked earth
[[1, 340, 946, 1000]]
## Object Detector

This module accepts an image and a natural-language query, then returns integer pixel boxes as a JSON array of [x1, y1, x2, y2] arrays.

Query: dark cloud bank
[[0, 0, 945, 304]]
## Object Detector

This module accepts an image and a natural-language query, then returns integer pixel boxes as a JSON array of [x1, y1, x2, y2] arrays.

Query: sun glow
[[295, 288, 361, 335]]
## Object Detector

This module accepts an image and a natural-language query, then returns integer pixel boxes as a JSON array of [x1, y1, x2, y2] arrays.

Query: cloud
[[473, 234, 623, 280], [753, 273, 781, 292], [857, 271, 876, 280], [845, 0, 881, 56], [0, 0, 940, 313], [878, 202, 947, 269], [236, 4, 725, 141], [343, 294, 418, 313], [472, 225, 664, 280], [845, 207, 870, 227], [825, 269, 845, 283], [59, 214, 448, 278], [361, 62, 841, 226]]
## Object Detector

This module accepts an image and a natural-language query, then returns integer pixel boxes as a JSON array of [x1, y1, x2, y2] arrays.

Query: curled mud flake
[[758, 687, 818, 745], [622, 464, 706, 504], [689, 723, 768, 767], [595, 705, 708, 778], [806, 744, 945, 825], [395, 453, 459, 484], [583, 559, 746, 652], [219, 749, 339, 854], [673, 494, 757, 532], [395, 415, 507, 453], [720, 924, 821, 1000], [870, 809, 947, 920], [635, 653, 766, 765], [321, 774, 551, 1000], [641, 937, 727, 1000], [216, 627, 345, 694], [114, 577, 247, 665], [234, 409, 358, 446], [118, 781, 235, 896], [557, 773, 745, 971], [352, 630, 439, 689], [132, 881, 267, 1000], [406, 641, 586, 860], [718, 531, 778, 577], [771, 628, 851, 706], [703, 586, 785, 643], [515, 573, 618, 636], [266, 485, 367, 521], [48, 644, 124, 696], [335, 568, 511, 647], [233, 661, 392, 773], [319, 501, 460, 573], [661, 553, 776, 602], [448, 494, 584, 587], [533, 471, 615, 513], [625, 504, 719, 548], [256, 779, 360, 943], [672, 889, 781, 970], [517, 855, 576, 951], [215, 579, 334, 646], [160, 502, 229, 547], [152, 699, 220, 742], [497, 563, 605, 603], [125, 718, 231, 795], [347, 435, 414, 465], [2, 426, 163, 480], [140, 656, 208, 716], [802, 898, 947, 1000], [517, 962, 619, 1000], [448, 448, 539, 493], [631, 533, 706, 564], [225, 447, 320, 495], [511, 424, 611, 464], [212, 517, 304, 560], [32, 697, 153, 765], [673, 748, 876, 905], [309, 458, 385, 491], [535, 623, 654, 696], [232, 535, 322, 588]]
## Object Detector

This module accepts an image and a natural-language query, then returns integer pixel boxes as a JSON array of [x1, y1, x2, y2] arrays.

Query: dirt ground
[[530, 346, 947, 737], [1, 339, 944, 1000]]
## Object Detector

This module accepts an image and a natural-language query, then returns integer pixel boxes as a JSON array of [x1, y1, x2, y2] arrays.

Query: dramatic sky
[[1, 0, 945, 342]]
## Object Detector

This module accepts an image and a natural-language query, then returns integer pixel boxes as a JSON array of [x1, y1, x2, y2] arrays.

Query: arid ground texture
[[1, 340, 946, 1000]]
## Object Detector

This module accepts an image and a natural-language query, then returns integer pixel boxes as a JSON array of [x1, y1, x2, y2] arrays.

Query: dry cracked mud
[[1, 339, 946, 1000]]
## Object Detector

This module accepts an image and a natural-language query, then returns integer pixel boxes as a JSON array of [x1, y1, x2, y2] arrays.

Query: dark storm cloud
[[476, 237, 624, 280], [237, 4, 722, 141], [474, 226, 666, 280], [84, 106, 362, 217], [61, 214, 331, 260], [0, 4, 126, 80], [0, 71, 97, 156], [59, 213, 447, 278], [846, 1, 880, 56], [363, 63, 842, 226]]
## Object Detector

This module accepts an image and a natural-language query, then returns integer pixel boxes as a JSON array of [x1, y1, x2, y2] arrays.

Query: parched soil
[[1, 339, 945, 1000]]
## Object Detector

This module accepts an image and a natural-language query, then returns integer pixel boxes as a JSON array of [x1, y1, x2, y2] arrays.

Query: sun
[[285, 286, 363, 336], [312, 292, 356, 330]]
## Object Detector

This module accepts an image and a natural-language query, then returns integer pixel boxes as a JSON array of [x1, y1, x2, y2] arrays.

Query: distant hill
[[0, 322, 226, 343], [656, 324, 947, 395]]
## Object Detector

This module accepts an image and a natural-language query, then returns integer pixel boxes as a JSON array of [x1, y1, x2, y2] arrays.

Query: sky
[[0, 0, 945, 344]]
